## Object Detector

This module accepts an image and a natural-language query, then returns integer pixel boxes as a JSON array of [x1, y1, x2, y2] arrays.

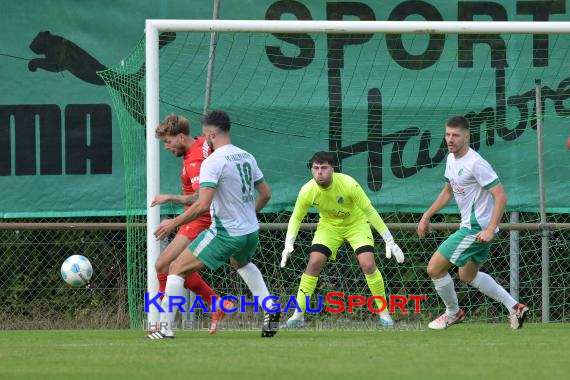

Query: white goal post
[[144, 20, 570, 324]]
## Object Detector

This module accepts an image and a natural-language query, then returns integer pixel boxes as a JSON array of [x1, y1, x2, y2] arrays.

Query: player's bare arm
[[475, 183, 506, 243], [418, 182, 453, 238], [280, 189, 310, 268], [254, 182, 271, 212], [150, 193, 198, 207], [154, 187, 215, 240]]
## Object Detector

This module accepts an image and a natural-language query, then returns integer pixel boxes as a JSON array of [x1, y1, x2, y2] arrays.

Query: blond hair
[[155, 114, 189, 138]]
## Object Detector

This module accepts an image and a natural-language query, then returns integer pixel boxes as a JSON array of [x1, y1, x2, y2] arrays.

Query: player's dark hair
[[155, 114, 189, 138], [202, 110, 231, 133], [446, 115, 470, 131], [308, 151, 337, 169]]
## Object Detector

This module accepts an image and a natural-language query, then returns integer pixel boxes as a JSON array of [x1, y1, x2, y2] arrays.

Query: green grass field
[[1, 324, 568, 380]]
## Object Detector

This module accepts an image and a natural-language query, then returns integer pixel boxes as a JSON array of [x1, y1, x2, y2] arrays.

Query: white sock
[[160, 295, 169, 313], [159, 274, 185, 336], [433, 273, 460, 316], [237, 263, 273, 310], [291, 310, 304, 320], [469, 272, 518, 312], [379, 310, 392, 321]]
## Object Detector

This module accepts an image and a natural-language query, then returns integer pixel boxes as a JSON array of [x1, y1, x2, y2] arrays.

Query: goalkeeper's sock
[[184, 272, 216, 306], [237, 263, 274, 310], [469, 272, 518, 312], [160, 274, 185, 336], [295, 273, 319, 315], [364, 269, 392, 321], [433, 273, 460, 316], [364, 268, 387, 309], [157, 272, 167, 300]]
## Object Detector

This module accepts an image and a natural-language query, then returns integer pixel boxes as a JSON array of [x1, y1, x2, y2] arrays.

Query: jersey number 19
[[236, 162, 254, 202]]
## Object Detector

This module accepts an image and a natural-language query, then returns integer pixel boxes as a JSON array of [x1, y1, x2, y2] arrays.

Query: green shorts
[[438, 227, 491, 267], [189, 228, 259, 270], [312, 222, 374, 260]]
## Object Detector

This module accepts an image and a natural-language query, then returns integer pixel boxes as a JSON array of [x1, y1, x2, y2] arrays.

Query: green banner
[[2, 1, 570, 217], [0, 0, 214, 217]]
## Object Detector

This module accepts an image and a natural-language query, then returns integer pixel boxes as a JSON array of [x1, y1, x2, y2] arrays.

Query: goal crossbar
[[146, 20, 570, 34]]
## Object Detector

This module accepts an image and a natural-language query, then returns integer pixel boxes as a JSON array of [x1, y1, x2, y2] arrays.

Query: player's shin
[[468, 272, 518, 311], [160, 275, 186, 336], [365, 269, 391, 321], [433, 273, 460, 316], [157, 272, 167, 300], [184, 272, 216, 306], [293, 273, 318, 319], [237, 263, 273, 308]]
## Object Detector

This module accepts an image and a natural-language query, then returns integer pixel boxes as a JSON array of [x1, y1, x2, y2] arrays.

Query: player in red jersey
[[150, 114, 231, 336]]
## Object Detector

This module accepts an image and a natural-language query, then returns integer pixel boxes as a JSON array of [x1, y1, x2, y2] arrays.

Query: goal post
[[145, 21, 161, 327], [109, 19, 570, 327]]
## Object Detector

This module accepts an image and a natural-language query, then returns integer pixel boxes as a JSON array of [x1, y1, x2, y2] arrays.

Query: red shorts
[[176, 218, 211, 241]]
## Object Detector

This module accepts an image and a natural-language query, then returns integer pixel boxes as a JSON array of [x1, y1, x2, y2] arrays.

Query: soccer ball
[[61, 255, 93, 287]]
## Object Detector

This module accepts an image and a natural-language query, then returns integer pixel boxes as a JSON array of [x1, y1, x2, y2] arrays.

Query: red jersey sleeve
[[188, 162, 201, 193], [187, 137, 212, 193]]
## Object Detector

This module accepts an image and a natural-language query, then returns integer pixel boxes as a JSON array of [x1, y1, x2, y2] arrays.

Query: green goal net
[[99, 29, 570, 328]]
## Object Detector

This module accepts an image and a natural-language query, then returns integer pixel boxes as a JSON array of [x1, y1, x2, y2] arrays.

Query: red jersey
[[181, 137, 212, 223]]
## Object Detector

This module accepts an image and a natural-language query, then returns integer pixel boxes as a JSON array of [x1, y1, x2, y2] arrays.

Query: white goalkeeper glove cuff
[[281, 233, 296, 268], [380, 230, 394, 244], [381, 230, 405, 264]]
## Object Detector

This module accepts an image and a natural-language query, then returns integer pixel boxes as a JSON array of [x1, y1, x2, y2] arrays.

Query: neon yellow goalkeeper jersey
[[286, 173, 388, 238]]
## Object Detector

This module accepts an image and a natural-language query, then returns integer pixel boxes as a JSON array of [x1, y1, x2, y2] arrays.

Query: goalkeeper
[[280, 151, 404, 327]]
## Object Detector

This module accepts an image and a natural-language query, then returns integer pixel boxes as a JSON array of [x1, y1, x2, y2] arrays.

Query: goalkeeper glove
[[381, 230, 405, 263], [280, 233, 295, 268]]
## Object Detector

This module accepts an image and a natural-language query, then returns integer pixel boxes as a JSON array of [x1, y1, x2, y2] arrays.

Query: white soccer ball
[[61, 255, 93, 287]]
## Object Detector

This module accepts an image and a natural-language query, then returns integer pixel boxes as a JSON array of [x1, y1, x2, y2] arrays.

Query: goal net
[[99, 20, 570, 328]]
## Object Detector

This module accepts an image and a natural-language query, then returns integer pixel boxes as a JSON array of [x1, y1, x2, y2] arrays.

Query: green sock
[[296, 273, 318, 313], [365, 268, 387, 310]]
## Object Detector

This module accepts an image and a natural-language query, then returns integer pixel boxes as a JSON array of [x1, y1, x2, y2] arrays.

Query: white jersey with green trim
[[444, 148, 500, 232], [199, 144, 264, 236]]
